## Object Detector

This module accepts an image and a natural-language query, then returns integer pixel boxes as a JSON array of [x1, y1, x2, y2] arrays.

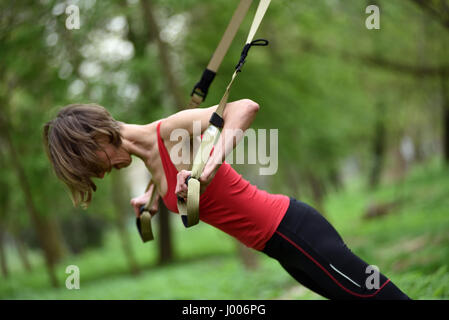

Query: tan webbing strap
[[136, 180, 157, 242], [179, 0, 272, 227], [188, 0, 254, 108], [138, 1, 254, 242], [207, 0, 253, 72]]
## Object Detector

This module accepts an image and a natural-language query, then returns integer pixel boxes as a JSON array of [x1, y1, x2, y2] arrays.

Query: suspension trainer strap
[[188, 0, 253, 108], [138, 0, 256, 242], [136, 180, 157, 242], [178, 0, 271, 227]]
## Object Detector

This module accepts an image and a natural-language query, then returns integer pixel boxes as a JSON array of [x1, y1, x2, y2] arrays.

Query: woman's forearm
[[202, 99, 259, 179]]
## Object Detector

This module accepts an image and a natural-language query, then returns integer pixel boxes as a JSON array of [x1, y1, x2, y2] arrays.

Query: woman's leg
[[263, 197, 410, 300], [277, 261, 335, 299]]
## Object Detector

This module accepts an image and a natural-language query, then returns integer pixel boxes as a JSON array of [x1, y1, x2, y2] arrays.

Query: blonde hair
[[43, 104, 122, 208]]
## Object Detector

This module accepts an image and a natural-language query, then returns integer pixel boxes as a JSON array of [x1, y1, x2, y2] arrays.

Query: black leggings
[[262, 197, 410, 300]]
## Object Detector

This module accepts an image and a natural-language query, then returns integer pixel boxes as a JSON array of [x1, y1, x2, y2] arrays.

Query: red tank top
[[156, 121, 289, 251]]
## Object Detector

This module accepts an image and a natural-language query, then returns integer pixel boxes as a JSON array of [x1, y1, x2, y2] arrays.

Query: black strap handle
[[235, 39, 269, 72]]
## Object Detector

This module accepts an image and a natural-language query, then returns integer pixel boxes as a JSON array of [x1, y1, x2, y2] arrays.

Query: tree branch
[[409, 0, 449, 32], [299, 37, 449, 77]]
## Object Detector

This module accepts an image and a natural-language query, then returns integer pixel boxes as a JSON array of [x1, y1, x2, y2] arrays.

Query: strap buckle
[[190, 69, 216, 101]]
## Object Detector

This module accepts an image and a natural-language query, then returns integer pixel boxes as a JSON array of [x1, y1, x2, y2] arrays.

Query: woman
[[43, 100, 410, 300]]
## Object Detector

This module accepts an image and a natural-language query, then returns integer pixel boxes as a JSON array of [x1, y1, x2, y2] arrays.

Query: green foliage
[[1, 160, 448, 299], [0, 0, 448, 299]]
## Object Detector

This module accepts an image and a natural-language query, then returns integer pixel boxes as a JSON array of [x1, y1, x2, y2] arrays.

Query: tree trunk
[[111, 172, 140, 275], [286, 163, 301, 198], [369, 103, 387, 188], [441, 73, 449, 164], [0, 130, 10, 278], [14, 233, 31, 272], [306, 172, 327, 216], [0, 226, 8, 278], [139, 0, 190, 264], [0, 115, 61, 287], [157, 203, 174, 265], [443, 104, 449, 163], [140, 0, 186, 108], [116, 219, 140, 275], [328, 167, 343, 192]]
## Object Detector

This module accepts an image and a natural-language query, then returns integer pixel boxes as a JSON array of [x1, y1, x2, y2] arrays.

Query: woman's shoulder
[[152, 118, 170, 141], [141, 118, 165, 141]]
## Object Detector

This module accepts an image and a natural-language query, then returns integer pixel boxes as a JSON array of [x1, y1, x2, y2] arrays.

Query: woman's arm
[[201, 99, 259, 181], [172, 99, 259, 198], [161, 99, 259, 140], [130, 182, 160, 217]]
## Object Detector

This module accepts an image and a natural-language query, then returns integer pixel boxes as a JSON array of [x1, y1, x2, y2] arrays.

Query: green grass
[[324, 159, 449, 300], [0, 222, 301, 299], [1, 159, 448, 300]]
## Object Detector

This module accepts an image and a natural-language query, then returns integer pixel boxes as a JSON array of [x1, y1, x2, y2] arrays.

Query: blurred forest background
[[0, 0, 448, 299]]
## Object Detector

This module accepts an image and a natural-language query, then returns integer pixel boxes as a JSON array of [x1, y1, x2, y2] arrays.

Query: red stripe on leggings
[[275, 231, 391, 298]]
